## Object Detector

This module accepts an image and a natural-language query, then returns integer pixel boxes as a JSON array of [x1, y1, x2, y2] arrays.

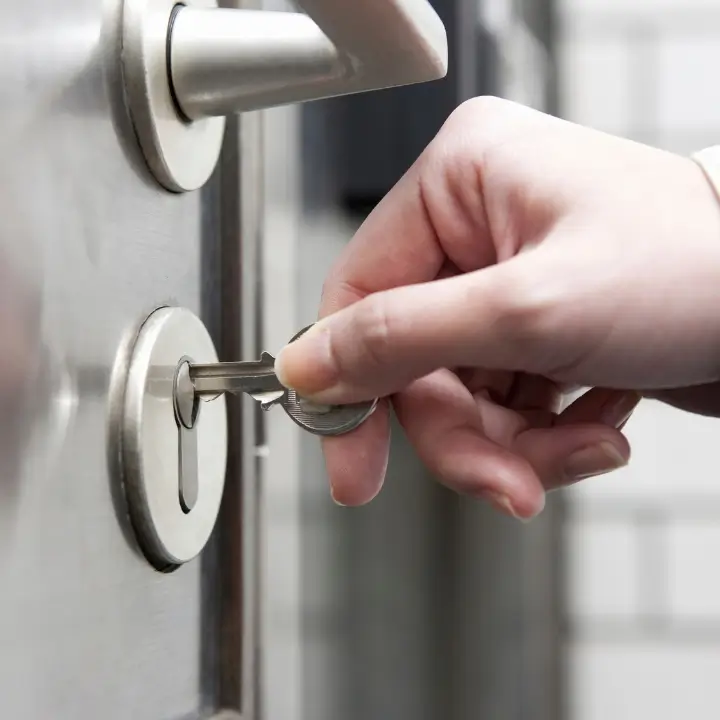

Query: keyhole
[[173, 358, 200, 513]]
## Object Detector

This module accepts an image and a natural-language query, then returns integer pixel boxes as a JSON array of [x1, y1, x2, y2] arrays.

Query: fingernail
[[564, 442, 628, 482], [275, 323, 338, 395], [601, 392, 641, 428], [330, 486, 346, 507], [480, 490, 543, 522]]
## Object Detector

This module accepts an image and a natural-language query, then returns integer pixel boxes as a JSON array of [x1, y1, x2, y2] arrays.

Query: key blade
[[189, 354, 284, 398]]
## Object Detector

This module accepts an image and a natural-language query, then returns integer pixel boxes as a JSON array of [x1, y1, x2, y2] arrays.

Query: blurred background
[[259, 0, 720, 719], [560, 1, 720, 717]]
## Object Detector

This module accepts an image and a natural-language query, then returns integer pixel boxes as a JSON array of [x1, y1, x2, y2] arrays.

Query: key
[[183, 324, 378, 436], [189, 352, 285, 408], [278, 324, 378, 436]]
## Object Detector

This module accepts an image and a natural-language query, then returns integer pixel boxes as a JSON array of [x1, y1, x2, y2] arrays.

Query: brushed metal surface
[[118, 306, 228, 570], [0, 0, 240, 716]]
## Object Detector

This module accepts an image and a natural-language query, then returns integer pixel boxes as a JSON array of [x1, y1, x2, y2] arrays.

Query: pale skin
[[275, 97, 720, 520]]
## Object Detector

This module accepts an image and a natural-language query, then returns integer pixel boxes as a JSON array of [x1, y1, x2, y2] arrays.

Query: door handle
[[121, 0, 448, 192], [170, 0, 448, 119]]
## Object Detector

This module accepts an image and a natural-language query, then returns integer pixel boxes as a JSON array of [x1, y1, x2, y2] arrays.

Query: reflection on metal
[[189, 353, 284, 407], [121, 0, 226, 192], [114, 306, 228, 570], [121, 0, 448, 191], [170, 8, 346, 120]]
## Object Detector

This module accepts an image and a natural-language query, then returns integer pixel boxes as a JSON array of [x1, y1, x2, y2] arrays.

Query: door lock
[[121, 0, 448, 192], [114, 307, 376, 571], [115, 306, 228, 571]]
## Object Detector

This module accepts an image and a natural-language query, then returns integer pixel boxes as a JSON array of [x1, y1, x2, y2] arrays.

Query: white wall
[[559, 2, 720, 717]]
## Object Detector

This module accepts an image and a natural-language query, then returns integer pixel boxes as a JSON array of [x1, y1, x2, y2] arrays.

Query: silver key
[[185, 324, 378, 436], [278, 324, 378, 436], [189, 352, 285, 408]]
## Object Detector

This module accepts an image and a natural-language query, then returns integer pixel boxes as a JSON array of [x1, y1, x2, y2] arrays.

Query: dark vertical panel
[[300, 0, 502, 213]]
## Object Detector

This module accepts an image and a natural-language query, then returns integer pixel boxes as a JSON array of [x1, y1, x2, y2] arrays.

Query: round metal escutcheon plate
[[122, 0, 225, 192], [117, 306, 227, 570]]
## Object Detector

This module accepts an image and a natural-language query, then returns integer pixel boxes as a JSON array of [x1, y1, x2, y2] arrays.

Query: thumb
[[276, 256, 555, 403]]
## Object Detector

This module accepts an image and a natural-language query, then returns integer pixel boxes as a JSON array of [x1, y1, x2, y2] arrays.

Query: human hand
[[275, 97, 720, 519]]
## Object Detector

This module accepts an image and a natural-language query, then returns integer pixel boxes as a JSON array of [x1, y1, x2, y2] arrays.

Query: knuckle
[[420, 96, 517, 183], [454, 95, 508, 119], [445, 96, 513, 135], [418, 98, 501, 191]]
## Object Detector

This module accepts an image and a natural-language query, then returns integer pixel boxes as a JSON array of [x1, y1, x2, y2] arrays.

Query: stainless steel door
[[0, 0, 257, 717], [0, 0, 448, 717]]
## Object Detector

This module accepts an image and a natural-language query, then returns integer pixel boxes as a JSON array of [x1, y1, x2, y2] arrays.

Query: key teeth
[[261, 351, 275, 363], [260, 393, 285, 411]]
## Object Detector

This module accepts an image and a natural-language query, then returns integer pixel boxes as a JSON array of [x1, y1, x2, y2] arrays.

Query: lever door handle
[[122, 0, 448, 192], [170, 0, 448, 119]]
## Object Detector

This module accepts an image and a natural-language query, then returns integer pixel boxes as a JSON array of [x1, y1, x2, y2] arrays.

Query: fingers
[[324, 377, 640, 516], [316, 99, 522, 320], [507, 374, 562, 414], [393, 370, 546, 520], [557, 387, 641, 427], [317, 161, 445, 317], [515, 388, 639, 490], [513, 426, 630, 491], [389, 375, 637, 520], [470, 390, 632, 492], [276, 254, 552, 403], [457, 367, 515, 403], [321, 399, 391, 506]]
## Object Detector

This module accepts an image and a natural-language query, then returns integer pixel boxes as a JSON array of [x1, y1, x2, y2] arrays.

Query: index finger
[[319, 101, 500, 318], [319, 165, 443, 317], [318, 99, 504, 505]]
